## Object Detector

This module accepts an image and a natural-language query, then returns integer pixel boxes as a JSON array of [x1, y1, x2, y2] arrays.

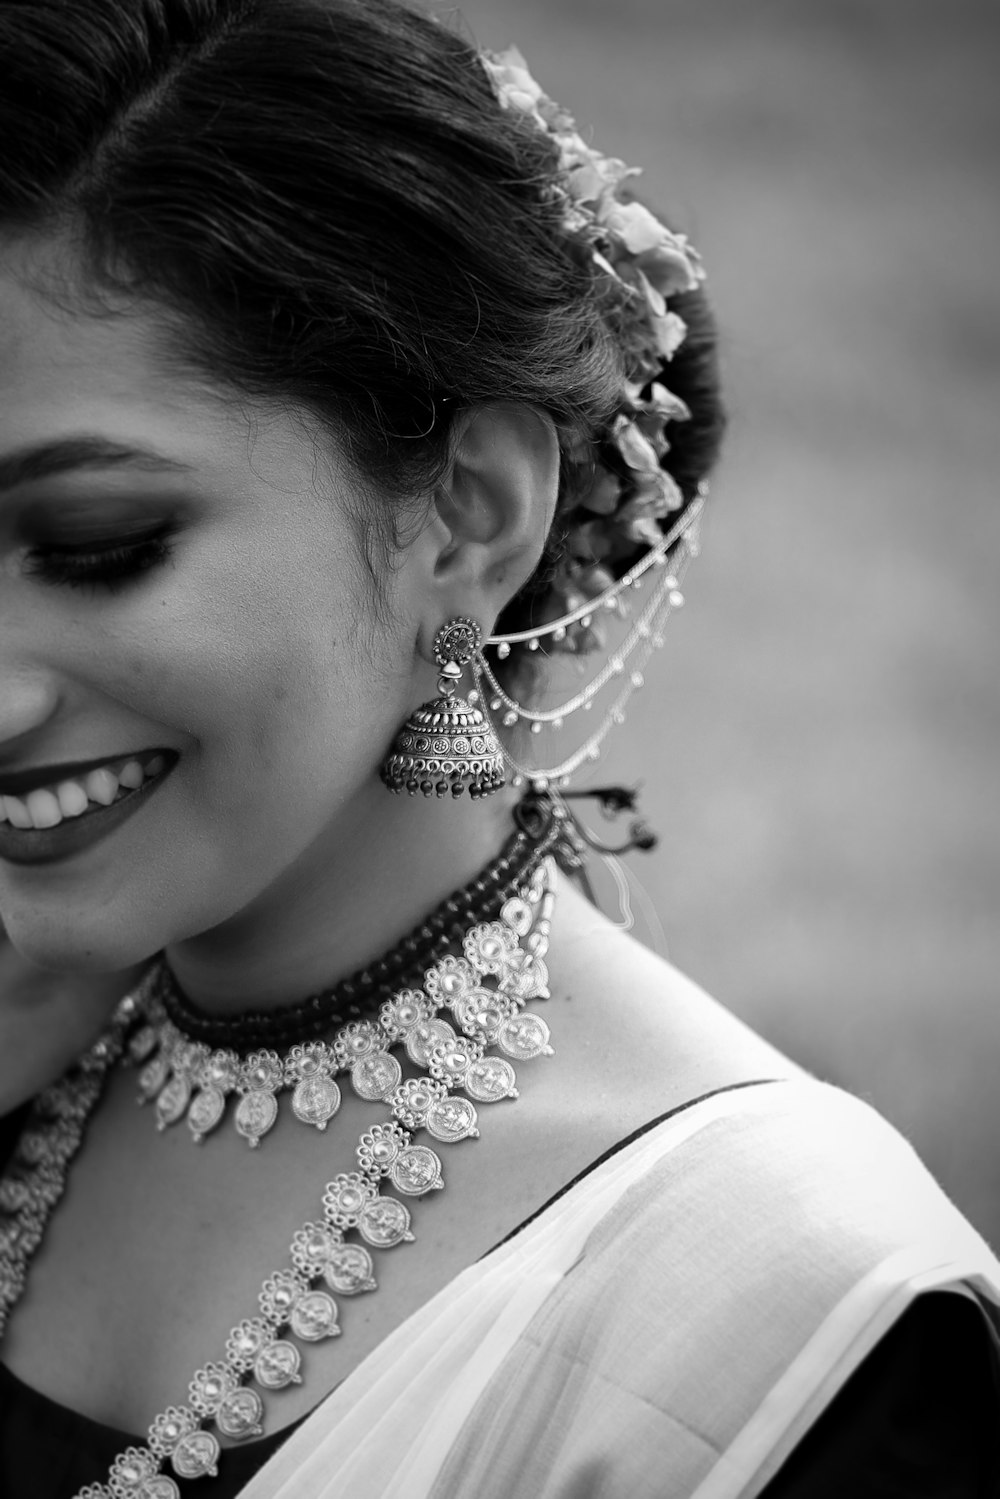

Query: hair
[[0, 0, 724, 646]]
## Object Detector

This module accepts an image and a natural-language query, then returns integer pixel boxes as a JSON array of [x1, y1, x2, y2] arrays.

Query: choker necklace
[[134, 862, 554, 1148], [155, 811, 560, 1051], [0, 825, 559, 1499]]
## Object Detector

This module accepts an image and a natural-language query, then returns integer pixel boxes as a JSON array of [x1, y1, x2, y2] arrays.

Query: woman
[[0, 1, 997, 1495]]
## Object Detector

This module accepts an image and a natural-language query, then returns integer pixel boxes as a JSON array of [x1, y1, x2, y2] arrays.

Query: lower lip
[[0, 767, 174, 868]]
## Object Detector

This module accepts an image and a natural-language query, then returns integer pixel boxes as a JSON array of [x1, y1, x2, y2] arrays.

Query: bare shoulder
[[543, 870, 806, 1129]]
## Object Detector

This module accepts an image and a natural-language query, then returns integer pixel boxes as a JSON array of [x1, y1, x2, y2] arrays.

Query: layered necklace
[[0, 799, 567, 1499]]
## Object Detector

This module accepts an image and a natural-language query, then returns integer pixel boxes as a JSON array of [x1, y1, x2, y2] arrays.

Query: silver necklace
[[132, 878, 552, 1150], [0, 857, 556, 1498]]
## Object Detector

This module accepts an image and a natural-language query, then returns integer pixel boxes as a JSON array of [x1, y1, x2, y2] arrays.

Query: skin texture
[[0, 241, 555, 1011], [0, 241, 797, 1434]]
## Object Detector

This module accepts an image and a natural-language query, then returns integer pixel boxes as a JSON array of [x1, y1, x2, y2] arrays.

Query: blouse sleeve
[[759, 1292, 1000, 1498]]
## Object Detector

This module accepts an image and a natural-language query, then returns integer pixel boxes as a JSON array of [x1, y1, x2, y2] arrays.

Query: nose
[[0, 665, 60, 759]]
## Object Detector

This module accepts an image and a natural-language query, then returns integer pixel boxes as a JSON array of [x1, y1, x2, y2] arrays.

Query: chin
[[0, 899, 163, 976]]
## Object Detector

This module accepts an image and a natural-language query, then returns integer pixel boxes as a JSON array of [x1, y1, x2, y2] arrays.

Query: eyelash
[[25, 533, 175, 593]]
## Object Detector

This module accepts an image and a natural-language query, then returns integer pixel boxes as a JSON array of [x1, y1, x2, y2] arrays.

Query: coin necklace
[[131, 837, 556, 1149], [0, 856, 557, 1499]]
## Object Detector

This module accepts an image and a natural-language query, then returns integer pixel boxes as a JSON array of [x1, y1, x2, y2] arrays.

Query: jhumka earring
[[380, 617, 506, 799]]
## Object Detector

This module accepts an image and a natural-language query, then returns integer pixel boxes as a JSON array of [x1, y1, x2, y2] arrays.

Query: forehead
[[0, 244, 328, 496], [0, 249, 214, 448]]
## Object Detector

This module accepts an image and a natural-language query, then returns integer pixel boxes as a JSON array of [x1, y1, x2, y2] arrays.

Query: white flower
[[653, 309, 690, 359], [480, 47, 548, 130], [478, 43, 704, 655], [602, 200, 664, 255]]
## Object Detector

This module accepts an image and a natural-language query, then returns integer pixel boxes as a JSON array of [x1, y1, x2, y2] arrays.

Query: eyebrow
[[0, 436, 194, 493]]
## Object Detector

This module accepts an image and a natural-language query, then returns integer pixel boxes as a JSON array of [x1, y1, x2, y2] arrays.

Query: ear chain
[[476, 505, 701, 789]]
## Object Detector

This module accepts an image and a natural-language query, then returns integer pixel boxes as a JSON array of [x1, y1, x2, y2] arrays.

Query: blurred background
[[442, 0, 1000, 1242]]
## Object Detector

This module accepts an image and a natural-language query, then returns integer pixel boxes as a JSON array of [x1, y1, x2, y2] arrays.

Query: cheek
[[132, 531, 396, 822], [79, 524, 395, 815]]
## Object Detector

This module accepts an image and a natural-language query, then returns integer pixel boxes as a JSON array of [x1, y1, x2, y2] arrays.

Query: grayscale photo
[[1, 1, 997, 1494]]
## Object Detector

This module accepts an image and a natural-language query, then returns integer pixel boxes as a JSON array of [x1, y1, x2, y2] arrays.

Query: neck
[[163, 780, 518, 1016]]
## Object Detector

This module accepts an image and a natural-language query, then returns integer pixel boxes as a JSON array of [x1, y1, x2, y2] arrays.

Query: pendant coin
[[216, 1387, 265, 1441], [390, 1145, 444, 1196], [464, 1056, 518, 1102], [254, 1339, 302, 1389], [186, 1085, 226, 1143], [127, 1024, 159, 1064], [404, 1018, 456, 1068], [497, 950, 549, 1001], [139, 1479, 181, 1499], [290, 1289, 341, 1341], [291, 1075, 341, 1130], [170, 1430, 220, 1480], [235, 1089, 278, 1148], [323, 1242, 378, 1295], [154, 1073, 191, 1132], [137, 1053, 170, 1103], [497, 1013, 553, 1061], [358, 1195, 414, 1247], [171, 1040, 209, 1079], [350, 1051, 402, 1102], [425, 1095, 480, 1143]]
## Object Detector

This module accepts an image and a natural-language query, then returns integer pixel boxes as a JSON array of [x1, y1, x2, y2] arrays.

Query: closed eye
[[23, 532, 175, 593]]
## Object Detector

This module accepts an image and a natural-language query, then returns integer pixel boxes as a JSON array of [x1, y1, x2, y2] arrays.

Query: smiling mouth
[[0, 750, 176, 830], [0, 755, 177, 866]]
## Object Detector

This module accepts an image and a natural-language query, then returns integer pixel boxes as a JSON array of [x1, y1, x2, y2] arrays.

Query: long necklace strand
[[0, 853, 557, 1499]]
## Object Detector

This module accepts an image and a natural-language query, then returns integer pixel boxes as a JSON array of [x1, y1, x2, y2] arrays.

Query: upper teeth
[[0, 755, 166, 831]]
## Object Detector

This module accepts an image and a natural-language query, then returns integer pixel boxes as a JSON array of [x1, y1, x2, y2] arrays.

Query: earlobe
[[432, 402, 560, 606]]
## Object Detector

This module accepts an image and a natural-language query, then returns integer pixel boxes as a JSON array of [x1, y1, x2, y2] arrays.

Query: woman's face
[[0, 248, 412, 972]]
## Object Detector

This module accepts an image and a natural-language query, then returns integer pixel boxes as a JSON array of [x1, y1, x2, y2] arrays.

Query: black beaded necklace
[[155, 793, 569, 1052]]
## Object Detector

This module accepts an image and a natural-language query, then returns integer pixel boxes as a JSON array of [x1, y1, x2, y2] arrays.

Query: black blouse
[[1, 1094, 997, 1498]]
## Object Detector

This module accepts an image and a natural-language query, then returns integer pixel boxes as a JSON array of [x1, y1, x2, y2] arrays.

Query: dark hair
[[0, 0, 723, 637]]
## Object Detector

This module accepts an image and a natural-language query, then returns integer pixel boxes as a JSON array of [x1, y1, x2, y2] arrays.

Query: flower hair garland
[[479, 47, 706, 656]]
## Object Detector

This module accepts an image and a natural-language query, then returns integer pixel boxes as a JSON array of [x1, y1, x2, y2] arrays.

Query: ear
[[425, 402, 560, 630]]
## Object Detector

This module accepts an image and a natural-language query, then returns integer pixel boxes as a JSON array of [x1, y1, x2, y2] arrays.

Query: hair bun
[[480, 48, 717, 659]]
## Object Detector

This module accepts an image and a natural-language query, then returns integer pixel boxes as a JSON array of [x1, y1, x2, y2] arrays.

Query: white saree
[[238, 1078, 1000, 1499]]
